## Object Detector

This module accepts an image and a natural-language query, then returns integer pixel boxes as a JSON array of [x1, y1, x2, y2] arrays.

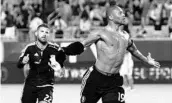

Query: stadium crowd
[[1, 0, 172, 42]]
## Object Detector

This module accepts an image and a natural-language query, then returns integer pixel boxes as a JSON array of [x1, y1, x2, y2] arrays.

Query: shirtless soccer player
[[79, 6, 160, 103]]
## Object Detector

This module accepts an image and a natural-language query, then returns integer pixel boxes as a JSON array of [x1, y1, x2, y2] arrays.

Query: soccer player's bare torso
[[95, 28, 129, 74]]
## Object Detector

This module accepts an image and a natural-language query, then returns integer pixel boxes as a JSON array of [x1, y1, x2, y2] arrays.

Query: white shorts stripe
[[80, 67, 93, 96]]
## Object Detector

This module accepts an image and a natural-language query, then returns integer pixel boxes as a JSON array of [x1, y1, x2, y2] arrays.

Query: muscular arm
[[62, 30, 101, 55], [127, 39, 160, 68], [81, 30, 101, 47], [127, 39, 148, 64]]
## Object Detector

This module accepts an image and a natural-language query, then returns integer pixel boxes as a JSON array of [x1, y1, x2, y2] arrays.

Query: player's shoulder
[[22, 42, 35, 52], [89, 29, 100, 34], [89, 28, 105, 37], [121, 30, 130, 40], [48, 42, 61, 50], [25, 42, 35, 48]]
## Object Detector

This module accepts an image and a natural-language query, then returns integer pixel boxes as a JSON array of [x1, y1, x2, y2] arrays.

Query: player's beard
[[38, 38, 47, 45], [114, 17, 128, 25]]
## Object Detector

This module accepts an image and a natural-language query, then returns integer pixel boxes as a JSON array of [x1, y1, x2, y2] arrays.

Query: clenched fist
[[22, 54, 29, 64]]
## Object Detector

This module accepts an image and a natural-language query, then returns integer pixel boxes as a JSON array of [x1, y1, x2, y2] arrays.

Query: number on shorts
[[44, 94, 52, 103], [118, 92, 125, 102]]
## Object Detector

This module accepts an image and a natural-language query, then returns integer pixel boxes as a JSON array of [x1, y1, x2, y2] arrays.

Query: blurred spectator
[[0, 5, 7, 35], [29, 12, 43, 41], [24, 0, 34, 12], [47, 8, 59, 26], [132, 0, 149, 37], [58, 0, 72, 25], [1, 0, 171, 40], [4, 10, 16, 39], [90, 3, 103, 26], [78, 0, 86, 11], [168, 16, 172, 38], [149, 2, 163, 31], [80, 3, 90, 20], [109, 0, 116, 6], [161, 2, 168, 25], [48, 15, 67, 38], [15, 1, 32, 42], [79, 17, 91, 38], [132, 0, 143, 24], [165, 0, 172, 37], [79, 3, 91, 38], [14, 5, 25, 29], [99, 1, 108, 26], [47, 4, 68, 39], [70, 0, 81, 17], [32, 3, 42, 15], [42, 0, 56, 23], [20, 2, 30, 29], [70, 0, 81, 26], [54, 16, 67, 38], [140, 0, 153, 33]]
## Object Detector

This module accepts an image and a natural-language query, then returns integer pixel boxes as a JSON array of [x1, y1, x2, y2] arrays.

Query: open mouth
[[42, 37, 46, 40]]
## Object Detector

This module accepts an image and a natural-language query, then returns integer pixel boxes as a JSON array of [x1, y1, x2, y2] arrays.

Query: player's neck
[[36, 41, 48, 50], [107, 21, 121, 32]]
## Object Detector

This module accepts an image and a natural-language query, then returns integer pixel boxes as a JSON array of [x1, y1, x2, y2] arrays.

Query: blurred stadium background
[[1, 0, 172, 103]]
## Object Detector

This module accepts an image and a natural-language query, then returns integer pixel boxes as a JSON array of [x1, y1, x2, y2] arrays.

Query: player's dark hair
[[37, 24, 49, 30]]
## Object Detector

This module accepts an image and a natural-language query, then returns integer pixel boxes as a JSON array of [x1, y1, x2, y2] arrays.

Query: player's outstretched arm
[[62, 30, 100, 55], [81, 30, 101, 47], [127, 39, 160, 68]]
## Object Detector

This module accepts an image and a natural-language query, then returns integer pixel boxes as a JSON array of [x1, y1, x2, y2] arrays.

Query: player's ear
[[35, 31, 38, 36], [109, 15, 113, 20]]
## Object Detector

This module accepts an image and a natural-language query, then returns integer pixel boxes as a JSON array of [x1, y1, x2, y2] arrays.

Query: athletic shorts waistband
[[93, 65, 120, 77]]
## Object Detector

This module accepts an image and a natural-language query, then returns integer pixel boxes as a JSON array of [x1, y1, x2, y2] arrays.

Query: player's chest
[[29, 47, 57, 64], [106, 33, 128, 48]]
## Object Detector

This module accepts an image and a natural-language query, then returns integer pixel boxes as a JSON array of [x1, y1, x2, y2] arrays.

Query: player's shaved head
[[106, 5, 119, 18], [106, 5, 128, 25]]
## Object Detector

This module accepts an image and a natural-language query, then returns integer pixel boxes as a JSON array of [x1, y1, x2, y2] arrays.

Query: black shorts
[[21, 84, 53, 103], [81, 65, 124, 103]]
